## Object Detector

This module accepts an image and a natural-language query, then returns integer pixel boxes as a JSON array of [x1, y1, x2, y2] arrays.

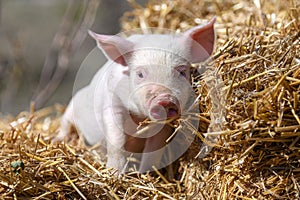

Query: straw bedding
[[0, 0, 299, 199]]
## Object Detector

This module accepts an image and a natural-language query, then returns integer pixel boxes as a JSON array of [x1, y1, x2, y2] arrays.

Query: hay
[[1, 0, 300, 199]]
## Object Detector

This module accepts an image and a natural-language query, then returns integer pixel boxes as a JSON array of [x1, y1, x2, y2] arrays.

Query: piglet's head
[[89, 17, 216, 120]]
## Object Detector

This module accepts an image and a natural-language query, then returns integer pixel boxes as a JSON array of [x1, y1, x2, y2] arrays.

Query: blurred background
[[0, 0, 147, 115]]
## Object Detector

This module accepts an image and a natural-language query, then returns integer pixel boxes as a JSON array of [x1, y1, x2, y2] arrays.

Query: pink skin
[[149, 93, 180, 120], [141, 86, 181, 121]]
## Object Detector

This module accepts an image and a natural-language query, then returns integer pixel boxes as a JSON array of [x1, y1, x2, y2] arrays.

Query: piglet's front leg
[[103, 107, 126, 173], [138, 124, 173, 173]]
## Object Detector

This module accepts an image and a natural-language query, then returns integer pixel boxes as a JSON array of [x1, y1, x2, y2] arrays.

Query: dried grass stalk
[[1, 0, 300, 199]]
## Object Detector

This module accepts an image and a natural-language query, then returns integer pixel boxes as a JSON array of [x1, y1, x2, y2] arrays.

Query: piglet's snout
[[149, 94, 180, 120]]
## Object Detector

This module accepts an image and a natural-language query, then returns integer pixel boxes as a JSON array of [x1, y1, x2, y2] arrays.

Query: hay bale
[[0, 0, 299, 199], [123, 0, 300, 198]]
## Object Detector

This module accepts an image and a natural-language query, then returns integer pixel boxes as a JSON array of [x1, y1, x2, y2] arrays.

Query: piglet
[[54, 17, 216, 173]]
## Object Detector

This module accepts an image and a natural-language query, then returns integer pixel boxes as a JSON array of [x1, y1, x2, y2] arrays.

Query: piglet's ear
[[184, 17, 216, 63], [88, 30, 134, 66]]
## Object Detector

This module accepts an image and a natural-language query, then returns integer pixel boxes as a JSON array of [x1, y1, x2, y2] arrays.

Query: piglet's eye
[[176, 65, 189, 78], [137, 72, 144, 78], [135, 68, 147, 81], [179, 71, 186, 77]]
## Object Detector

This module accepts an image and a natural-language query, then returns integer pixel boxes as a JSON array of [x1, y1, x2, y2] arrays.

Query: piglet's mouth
[[149, 98, 180, 120]]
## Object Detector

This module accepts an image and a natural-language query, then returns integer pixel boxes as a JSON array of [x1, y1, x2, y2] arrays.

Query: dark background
[[0, 0, 147, 115]]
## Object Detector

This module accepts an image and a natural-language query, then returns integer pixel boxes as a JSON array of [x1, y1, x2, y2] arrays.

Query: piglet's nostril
[[166, 106, 179, 118]]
